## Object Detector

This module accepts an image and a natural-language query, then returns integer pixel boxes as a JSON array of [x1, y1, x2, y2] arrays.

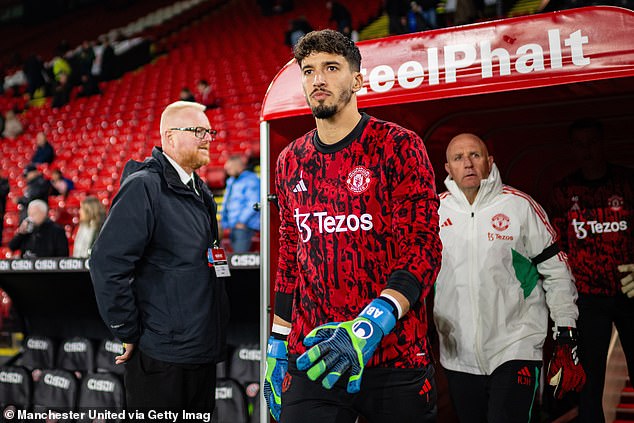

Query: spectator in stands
[[31, 132, 55, 165], [23, 54, 47, 100], [386, 0, 409, 34], [179, 87, 196, 102], [0, 174, 8, 244], [76, 40, 96, 79], [195, 79, 218, 109], [2, 68, 26, 97], [419, 0, 439, 29], [454, 0, 477, 25], [16, 164, 52, 222], [72, 196, 105, 258], [91, 37, 106, 80], [407, 1, 428, 32], [220, 155, 260, 253], [550, 118, 634, 423], [75, 40, 101, 98], [326, 1, 353, 35], [8, 199, 68, 258], [2, 110, 23, 140], [51, 72, 72, 109], [99, 38, 117, 82], [90, 101, 227, 414], [50, 169, 74, 197], [434, 133, 585, 423], [285, 16, 313, 48], [76, 73, 101, 98], [52, 46, 72, 83]]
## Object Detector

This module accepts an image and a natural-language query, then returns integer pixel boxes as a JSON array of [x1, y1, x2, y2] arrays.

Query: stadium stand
[[0, 0, 383, 257], [0, 0, 186, 67]]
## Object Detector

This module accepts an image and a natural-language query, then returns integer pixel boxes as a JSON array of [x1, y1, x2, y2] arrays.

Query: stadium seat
[[77, 372, 125, 420], [19, 335, 56, 372], [0, 365, 32, 411], [32, 369, 78, 415], [56, 337, 95, 376], [229, 344, 260, 387], [228, 344, 261, 423], [95, 339, 125, 376], [214, 378, 248, 423]]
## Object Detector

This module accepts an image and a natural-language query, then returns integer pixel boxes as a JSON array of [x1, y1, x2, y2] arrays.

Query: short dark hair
[[568, 118, 604, 140], [293, 29, 361, 72]]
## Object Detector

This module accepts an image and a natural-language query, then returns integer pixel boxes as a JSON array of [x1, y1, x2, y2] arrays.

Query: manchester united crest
[[346, 166, 371, 194], [491, 213, 510, 231], [608, 195, 624, 211]]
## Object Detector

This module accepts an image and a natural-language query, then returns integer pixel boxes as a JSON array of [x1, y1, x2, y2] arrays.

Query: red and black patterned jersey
[[274, 113, 442, 369], [551, 165, 634, 296]]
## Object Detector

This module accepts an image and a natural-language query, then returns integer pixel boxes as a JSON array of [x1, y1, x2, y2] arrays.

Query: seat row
[[0, 336, 261, 422]]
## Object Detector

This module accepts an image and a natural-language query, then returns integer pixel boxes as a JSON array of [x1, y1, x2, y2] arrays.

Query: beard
[[309, 87, 353, 120], [311, 104, 338, 119], [182, 148, 210, 171]]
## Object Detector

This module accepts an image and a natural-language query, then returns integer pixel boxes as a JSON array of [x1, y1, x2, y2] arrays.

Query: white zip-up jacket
[[434, 164, 578, 375]]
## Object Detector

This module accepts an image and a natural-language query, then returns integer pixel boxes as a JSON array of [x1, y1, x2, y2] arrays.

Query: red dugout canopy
[[257, 9, 634, 421], [262, 6, 634, 120], [260, 6, 634, 198]]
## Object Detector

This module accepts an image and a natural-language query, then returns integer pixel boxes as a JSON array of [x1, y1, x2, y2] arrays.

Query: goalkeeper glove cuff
[[359, 297, 398, 335], [553, 326, 578, 344], [264, 336, 288, 421]]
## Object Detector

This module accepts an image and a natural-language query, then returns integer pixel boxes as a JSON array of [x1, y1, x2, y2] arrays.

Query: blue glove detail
[[296, 298, 397, 393], [263, 336, 288, 421]]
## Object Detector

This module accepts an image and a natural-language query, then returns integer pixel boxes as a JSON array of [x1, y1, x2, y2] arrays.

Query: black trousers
[[281, 358, 437, 423], [444, 360, 541, 423], [577, 293, 634, 423], [124, 349, 216, 415]]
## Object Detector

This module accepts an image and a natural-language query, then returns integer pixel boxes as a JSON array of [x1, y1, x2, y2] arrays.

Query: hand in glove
[[263, 336, 288, 421], [547, 326, 586, 399], [296, 297, 396, 394], [619, 264, 634, 298]]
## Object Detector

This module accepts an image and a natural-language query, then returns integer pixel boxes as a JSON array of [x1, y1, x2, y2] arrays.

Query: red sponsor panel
[[261, 7, 634, 121]]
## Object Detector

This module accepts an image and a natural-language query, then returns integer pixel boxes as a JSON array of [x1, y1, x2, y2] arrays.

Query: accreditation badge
[[207, 247, 231, 277]]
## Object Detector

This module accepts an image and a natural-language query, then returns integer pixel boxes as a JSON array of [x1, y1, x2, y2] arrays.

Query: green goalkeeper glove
[[263, 336, 287, 420], [296, 297, 397, 393]]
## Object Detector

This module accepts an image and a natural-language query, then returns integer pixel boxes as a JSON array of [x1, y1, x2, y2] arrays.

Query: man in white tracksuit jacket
[[434, 133, 586, 423]]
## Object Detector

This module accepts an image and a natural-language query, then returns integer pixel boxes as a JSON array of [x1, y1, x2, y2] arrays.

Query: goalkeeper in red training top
[[264, 29, 442, 423], [551, 118, 634, 423]]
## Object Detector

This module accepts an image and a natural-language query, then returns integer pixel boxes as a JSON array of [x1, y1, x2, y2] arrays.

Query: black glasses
[[170, 126, 217, 140]]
